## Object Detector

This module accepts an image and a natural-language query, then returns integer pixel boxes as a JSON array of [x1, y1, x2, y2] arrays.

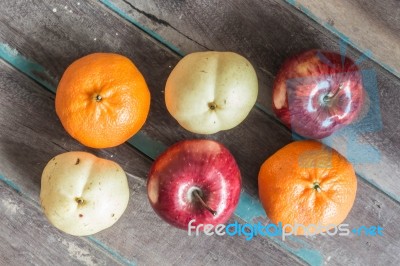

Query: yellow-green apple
[[147, 140, 241, 230], [273, 50, 365, 139], [40, 151, 129, 236], [165, 51, 258, 134]]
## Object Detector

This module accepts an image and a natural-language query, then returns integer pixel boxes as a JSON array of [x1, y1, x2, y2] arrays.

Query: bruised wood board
[[291, 0, 400, 77], [0, 182, 123, 266], [1, 0, 400, 264], [0, 60, 305, 265], [100, 0, 400, 203]]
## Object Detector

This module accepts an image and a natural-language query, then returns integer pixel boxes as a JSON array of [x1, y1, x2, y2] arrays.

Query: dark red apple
[[272, 49, 365, 139], [147, 139, 241, 230]]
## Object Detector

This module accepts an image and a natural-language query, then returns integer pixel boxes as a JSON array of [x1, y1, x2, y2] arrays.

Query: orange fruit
[[258, 140, 357, 235], [55, 53, 150, 148]]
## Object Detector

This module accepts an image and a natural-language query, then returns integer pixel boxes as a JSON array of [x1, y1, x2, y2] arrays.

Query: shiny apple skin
[[147, 139, 242, 230], [272, 50, 365, 139]]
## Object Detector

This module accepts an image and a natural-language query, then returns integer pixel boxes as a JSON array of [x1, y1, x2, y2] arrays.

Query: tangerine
[[55, 53, 150, 148], [258, 140, 357, 235]]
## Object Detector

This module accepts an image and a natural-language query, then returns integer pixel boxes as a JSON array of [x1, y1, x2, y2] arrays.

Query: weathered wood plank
[[3, 53, 400, 266], [4, 57, 400, 266], [0, 182, 123, 266], [1, 0, 400, 265], [292, 0, 400, 76], [0, 59, 305, 265], [2, 0, 400, 203], [102, 0, 400, 203], [0, 0, 293, 202]]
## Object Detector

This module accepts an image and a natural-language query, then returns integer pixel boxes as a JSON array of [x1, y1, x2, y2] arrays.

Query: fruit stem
[[192, 190, 217, 216], [323, 84, 343, 103], [95, 94, 102, 102], [208, 102, 217, 110], [75, 197, 84, 205], [313, 182, 322, 192]]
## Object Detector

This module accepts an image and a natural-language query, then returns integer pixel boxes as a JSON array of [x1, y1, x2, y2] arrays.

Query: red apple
[[272, 49, 365, 139], [147, 139, 241, 230]]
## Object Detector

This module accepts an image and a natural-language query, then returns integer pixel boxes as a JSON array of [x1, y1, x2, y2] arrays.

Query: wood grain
[[1, 0, 400, 265], [0, 0, 293, 199], [102, 0, 400, 203], [293, 0, 400, 76], [0, 182, 123, 266], [0, 57, 304, 265], [2, 55, 400, 265]]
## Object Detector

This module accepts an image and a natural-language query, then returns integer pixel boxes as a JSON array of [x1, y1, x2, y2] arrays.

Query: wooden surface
[[106, 0, 400, 202], [293, 0, 400, 77], [1, 0, 400, 265], [0, 182, 122, 266], [0, 61, 304, 265]]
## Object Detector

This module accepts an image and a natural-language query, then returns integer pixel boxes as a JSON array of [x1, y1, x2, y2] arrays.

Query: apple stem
[[192, 190, 217, 216], [323, 84, 343, 102]]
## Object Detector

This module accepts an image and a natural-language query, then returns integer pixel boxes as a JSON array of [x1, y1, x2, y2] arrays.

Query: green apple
[[40, 151, 129, 236]]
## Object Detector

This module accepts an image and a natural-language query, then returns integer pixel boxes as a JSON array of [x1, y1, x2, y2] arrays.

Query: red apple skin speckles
[[272, 50, 365, 139], [147, 139, 242, 230]]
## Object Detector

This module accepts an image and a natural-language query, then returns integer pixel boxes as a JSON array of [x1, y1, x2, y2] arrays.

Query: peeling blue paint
[[295, 249, 324, 266], [235, 191, 266, 221], [128, 132, 167, 160], [0, 174, 22, 194], [285, 0, 297, 6], [88, 236, 137, 266], [0, 42, 57, 93]]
